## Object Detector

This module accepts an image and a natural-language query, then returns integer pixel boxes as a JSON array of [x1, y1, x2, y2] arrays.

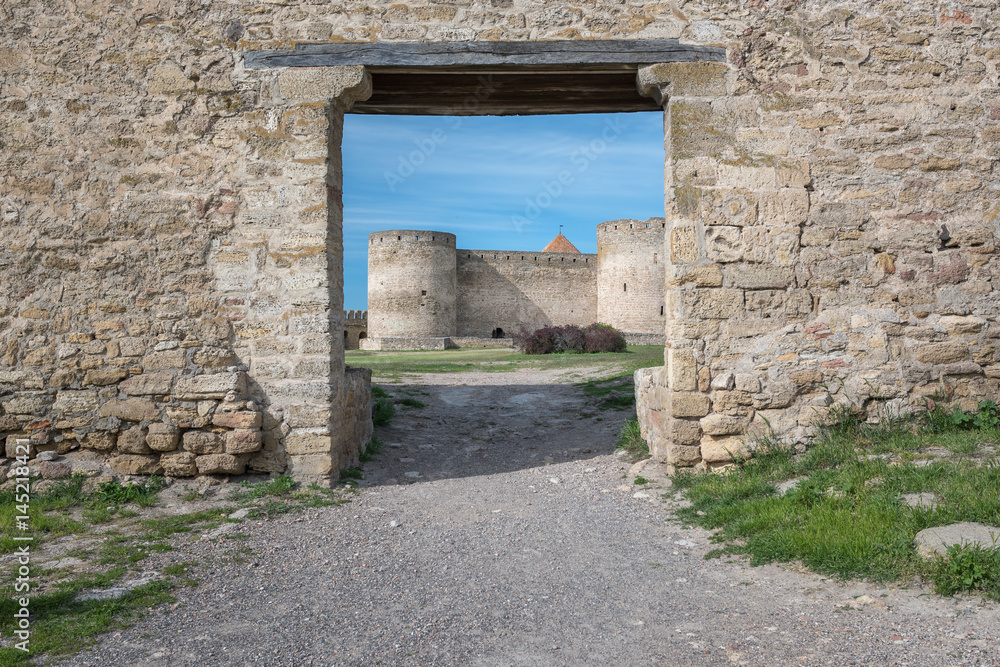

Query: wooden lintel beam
[[245, 39, 726, 69]]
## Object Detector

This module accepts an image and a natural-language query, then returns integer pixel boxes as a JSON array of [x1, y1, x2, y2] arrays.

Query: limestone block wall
[[367, 232, 457, 339], [344, 310, 368, 350], [635, 4, 1000, 470], [596, 218, 667, 335], [2, 0, 998, 480], [455, 250, 598, 337], [0, 4, 378, 484]]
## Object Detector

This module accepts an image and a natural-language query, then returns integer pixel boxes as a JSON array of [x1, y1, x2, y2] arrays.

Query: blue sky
[[342, 112, 665, 310]]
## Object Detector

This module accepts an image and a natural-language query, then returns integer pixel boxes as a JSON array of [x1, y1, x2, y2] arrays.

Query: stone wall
[[455, 250, 598, 338], [367, 231, 457, 339], [634, 3, 1000, 470], [597, 218, 667, 336], [344, 310, 368, 350], [2, 0, 998, 479]]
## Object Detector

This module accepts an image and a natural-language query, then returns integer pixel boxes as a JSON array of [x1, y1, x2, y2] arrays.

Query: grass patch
[[0, 580, 175, 665], [672, 401, 1000, 597], [372, 392, 395, 427], [359, 436, 383, 463], [396, 397, 426, 409], [616, 418, 650, 462], [347, 345, 664, 379]]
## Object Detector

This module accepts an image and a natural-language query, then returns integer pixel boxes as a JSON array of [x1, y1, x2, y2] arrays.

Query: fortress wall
[[455, 251, 598, 338], [368, 232, 457, 339], [1, 0, 998, 480], [344, 310, 368, 350], [597, 219, 667, 334]]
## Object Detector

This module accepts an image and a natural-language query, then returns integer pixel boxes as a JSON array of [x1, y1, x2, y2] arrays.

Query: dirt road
[[62, 367, 999, 666]]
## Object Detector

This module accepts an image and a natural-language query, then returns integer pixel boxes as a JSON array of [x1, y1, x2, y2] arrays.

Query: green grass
[[0, 579, 175, 666], [396, 397, 426, 409], [671, 401, 1000, 598], [347, 345, 664, 379], [0, 470, 360, 665], [372, 392, 395, 427], [616, 418, 650, 461], [359, 436, 383, 463]]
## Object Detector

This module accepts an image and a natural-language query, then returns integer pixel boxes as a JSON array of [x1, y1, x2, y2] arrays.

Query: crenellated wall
[[597, 218, 668, 336], [455, 250, 598, 338]]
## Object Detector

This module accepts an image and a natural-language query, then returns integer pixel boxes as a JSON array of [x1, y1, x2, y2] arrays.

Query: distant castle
[[361, 219, 666, 350]]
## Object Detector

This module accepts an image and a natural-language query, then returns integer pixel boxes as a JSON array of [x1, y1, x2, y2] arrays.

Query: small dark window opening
[[421, 290, 427, 296], [660, 305, 664, 316], [624, 283, 627, 292], [359, 332, 367, 340], [397, 235, 401, 241], [492, 327, 504, 339]]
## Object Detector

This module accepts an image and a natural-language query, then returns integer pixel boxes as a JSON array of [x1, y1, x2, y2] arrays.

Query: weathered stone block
[[249, 449, 287, 474], [83, 432, 116, 452], [82, 369, 128, 386], [667, 444, 702, 466], [213, 411, 263, 430], [99, 398, 160, 422], [669, 263, 723, 288], [678, 289, 744, 319], [52, 390, 98, 415], [666, 418, 703, 446], [727, 265, 795, 290], [182, 431, 224, 454], [146, 423, 179, 452], [119, 372, 174, 396], [160, 451, 197, 477], [226, 429, 263, 454], [701, 435, 751, 463], [637, 61, 728, 102], [277, 66, 372, 106], [286, 454, 334, 479], [938, 315, 986, 335], [147, 63, 194, 95], [736, 129, 789, 156], [700, 413, 749, 436], [670, 392, 711, 418], [915, 342, 969, 365], [285, 430, 333, 456], [759, 188, 809, 225], [668, 349, 697, 392], [173, 373, 246, 400], [142, 350, 186, 371], [670, 225, 698, 264], [705, 226, 742, 262], [195, 453, 245, 475], [118, 425, 152, 454], [109, 454, 163, 476]]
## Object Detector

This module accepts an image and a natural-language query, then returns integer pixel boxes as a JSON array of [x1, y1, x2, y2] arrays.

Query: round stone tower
[[367, 231, 457, 339], [596, 218, 666, 335]]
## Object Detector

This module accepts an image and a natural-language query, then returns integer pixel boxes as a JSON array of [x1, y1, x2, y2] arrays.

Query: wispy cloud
[[342, 112, 665, 309]]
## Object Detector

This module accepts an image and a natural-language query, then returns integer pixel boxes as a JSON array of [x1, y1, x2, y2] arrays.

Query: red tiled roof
[[542, 233, 581, 253]]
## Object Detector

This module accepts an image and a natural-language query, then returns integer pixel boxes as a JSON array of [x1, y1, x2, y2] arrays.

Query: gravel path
[[61, 367, 1000, 666]]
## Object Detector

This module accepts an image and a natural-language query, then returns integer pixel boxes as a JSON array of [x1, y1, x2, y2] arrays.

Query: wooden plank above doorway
[[244, 40, 727, 115]]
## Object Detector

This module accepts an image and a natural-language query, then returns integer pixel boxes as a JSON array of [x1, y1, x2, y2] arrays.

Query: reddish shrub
[[514, 323, 627, 355]]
